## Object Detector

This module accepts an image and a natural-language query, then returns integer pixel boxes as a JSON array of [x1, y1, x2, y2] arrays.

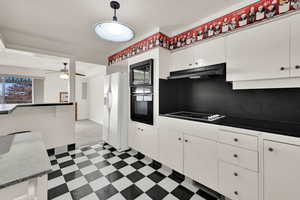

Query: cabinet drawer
[[218, 144, 258, 171], [219, 162, 258, 200], [218, 129, 258, 151]]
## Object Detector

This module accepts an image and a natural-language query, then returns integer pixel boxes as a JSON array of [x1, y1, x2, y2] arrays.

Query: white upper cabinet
[[290, 14, 300, 77], [170, 47, 194, 72], [263, 140, 300, 200], [170, 37, 225, 72], [192, 37, 226, 67], [226, 18, 290, 81]]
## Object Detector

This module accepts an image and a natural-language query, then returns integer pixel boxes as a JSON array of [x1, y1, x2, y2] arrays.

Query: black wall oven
[[130, 59, 154, 125]]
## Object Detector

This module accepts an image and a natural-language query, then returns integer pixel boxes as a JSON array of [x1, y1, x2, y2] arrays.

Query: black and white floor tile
[[48, 143, 221, 200]]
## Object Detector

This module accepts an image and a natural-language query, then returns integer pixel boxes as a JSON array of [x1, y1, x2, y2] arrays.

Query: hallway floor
[[48, 143, 219, 200], [75, 120, 102, 147]]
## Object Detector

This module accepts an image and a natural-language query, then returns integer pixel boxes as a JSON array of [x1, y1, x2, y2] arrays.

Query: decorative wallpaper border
[[108, 0, 300, 65]]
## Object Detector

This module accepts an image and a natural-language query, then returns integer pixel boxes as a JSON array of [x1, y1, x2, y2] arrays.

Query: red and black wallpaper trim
[[108, 0, 300, 65]]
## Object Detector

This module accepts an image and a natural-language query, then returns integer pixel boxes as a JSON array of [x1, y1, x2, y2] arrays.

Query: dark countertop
[[160, 114, 300, 138], [0, 103, 74, 115], [0, 132, 51, 189]]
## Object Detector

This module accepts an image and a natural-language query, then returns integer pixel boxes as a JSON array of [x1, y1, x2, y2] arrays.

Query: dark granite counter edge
[[0, 102, 74, 115], [0, 169, 51, 190], [159, 114, 300, 138]]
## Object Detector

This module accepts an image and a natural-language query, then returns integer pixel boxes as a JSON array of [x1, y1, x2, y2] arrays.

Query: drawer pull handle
[[234, 172, 238, 177], [268, 147, 274, 152], [233, 154, 238, 158], [234, 191, 239, 195], [234, 138, 238, 142]]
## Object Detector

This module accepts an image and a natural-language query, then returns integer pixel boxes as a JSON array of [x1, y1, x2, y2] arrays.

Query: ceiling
[[0, 48, 105, 77], [0, 0, 241, 65]]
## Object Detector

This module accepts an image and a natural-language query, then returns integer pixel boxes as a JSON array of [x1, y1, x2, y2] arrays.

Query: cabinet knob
[[268, 147, 274, 152], [233, 154, 238, 158], [234, 138, 238, 142], [195, 62, 199, 65], [295, 65, 300, 69], [234, 172, 238, 177], [178, 138, 182, 141], [234, 191, 239, 195], [188, 63, 193, 66], [185, 139, 188, 143]]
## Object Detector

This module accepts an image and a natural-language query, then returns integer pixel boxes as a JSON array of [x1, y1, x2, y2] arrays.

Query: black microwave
[[130, 59, 153, 86]]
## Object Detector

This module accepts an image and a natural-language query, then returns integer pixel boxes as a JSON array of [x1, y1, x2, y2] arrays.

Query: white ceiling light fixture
[[94, 1, 135, 42], [59, 73, 69, 80]]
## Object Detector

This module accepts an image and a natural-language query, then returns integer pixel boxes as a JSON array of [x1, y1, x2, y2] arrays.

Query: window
[[0, 76, 33, 104]]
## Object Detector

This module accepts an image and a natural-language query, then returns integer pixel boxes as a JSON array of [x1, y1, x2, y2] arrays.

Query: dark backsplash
[[159, 76, 300, 123]]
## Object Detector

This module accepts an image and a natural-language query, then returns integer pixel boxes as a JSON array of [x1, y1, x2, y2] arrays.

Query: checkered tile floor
[[48, 143, 220, 200]]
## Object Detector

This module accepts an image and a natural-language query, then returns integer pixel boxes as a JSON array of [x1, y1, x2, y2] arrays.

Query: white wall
[[44, 73, 68, 103], [75, 76, 89, 120], [88, 73, 105, 124]]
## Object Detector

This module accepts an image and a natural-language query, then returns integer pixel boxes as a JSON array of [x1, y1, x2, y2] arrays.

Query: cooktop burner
[[165, 111, 225, 122]]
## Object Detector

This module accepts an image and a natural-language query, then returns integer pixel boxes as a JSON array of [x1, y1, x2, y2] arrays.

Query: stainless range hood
[[168, 63, 226, 80]]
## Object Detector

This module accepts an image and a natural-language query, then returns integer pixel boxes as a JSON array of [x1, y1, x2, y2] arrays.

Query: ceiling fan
[[46, 62, 86, 79]]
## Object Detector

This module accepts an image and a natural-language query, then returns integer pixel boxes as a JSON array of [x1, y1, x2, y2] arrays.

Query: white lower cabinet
[[138, 124, 158, 161], [128, 121, 158, 160], [184, 135, 218, 191], [219, 162, 258, 200], [158, 127, 183, 173], [263, 140, 300, 200], [218, 143, 258, 171]]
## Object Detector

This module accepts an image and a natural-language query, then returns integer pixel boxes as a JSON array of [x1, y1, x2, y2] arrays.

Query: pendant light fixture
[[94, 1, 135, 42]]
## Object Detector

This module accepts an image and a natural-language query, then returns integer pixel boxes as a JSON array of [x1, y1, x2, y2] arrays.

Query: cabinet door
[[192, 37, 226, 67], [128, 121, 138, 150], [264, 140, 300, 200], [226, 19, 290, 81], [158, 127, 184, 173], [184, 135, 218, 191], [139, 125, 158, 160], [170, 48, 194, 72], [290, 13, 300, 77]]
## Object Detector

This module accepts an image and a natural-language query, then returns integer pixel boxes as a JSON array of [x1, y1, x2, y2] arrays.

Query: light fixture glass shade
[[59, 73, 69, 80], [94, 21, 134, 42]]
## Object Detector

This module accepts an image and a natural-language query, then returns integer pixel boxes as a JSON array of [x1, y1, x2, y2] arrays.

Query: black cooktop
[[165, 111, 225, 122]]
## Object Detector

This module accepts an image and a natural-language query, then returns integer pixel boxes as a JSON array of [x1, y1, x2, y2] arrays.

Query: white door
[[170, 48, 194, 72], [226, 19, 290, 81], [109, 73, 121, 149], [102, 75, 110, 143], [184, 135, 218, 191], [158, 127, 184, 173], [290, 13, 300, 77], [264, 140, 300, 200], [192, 37, 226, 67]]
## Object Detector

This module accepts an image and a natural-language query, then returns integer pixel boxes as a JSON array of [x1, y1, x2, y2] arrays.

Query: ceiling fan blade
[[45, 70, 60, 74], [76, 73, 86, 76]]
